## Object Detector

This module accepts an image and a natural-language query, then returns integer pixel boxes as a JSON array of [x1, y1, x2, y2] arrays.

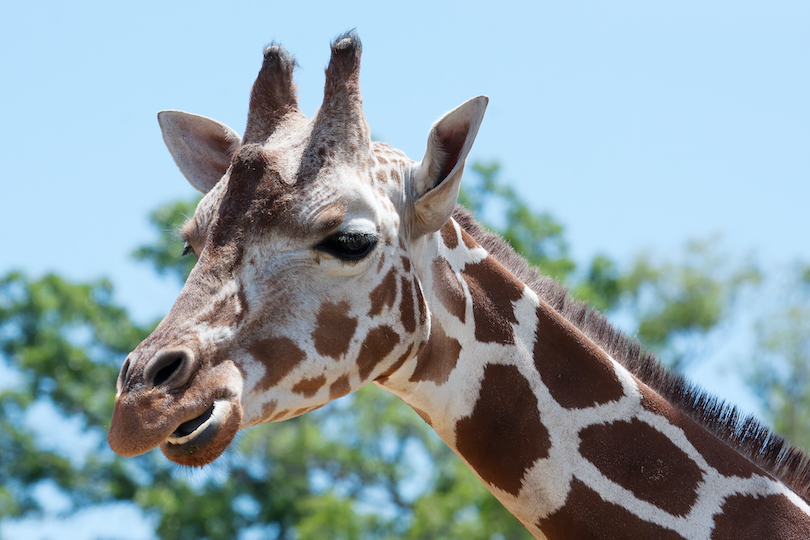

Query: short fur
[[452, 205, 810, 503]]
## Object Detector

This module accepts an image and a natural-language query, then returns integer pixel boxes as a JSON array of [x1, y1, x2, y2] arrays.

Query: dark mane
[[452, 205, 810, 502]]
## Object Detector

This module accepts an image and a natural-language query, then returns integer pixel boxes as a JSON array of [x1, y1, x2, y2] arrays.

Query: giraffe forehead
[[212, 155, 391, 249], [186, 126, 410, 247]]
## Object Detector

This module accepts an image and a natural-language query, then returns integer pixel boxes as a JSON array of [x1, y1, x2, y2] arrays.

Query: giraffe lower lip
[[159, 397, 241, 467], [165, 401, 225, 445]]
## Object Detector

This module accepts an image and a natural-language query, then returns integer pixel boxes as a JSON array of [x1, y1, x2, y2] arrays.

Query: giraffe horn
[[316, 30, 370, 152], [243, 43, 301, 143], [323, 30, 362, 104]]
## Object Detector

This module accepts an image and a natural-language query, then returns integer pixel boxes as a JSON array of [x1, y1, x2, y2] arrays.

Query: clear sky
[[1, 1, 808, 537], [2, 0, 808, 323]]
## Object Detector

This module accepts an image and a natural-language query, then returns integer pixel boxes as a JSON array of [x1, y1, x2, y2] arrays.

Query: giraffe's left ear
[[410, 96, 488, 237]]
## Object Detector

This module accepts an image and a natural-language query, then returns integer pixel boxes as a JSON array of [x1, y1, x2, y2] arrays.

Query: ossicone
[[244, 42, 301, 143]]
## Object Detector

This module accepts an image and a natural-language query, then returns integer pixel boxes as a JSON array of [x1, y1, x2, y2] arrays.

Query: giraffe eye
[[181, 242, 196, 258], [317, 232, 378, 261]]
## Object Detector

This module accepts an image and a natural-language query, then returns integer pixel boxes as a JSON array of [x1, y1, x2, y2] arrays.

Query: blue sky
[[1, 1, 809, 536], [1, 1, 807, 324]]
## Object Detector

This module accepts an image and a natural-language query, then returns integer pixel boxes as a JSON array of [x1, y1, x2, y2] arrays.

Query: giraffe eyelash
[[181, 242, 196, 258], [316, 232, 378, 261]]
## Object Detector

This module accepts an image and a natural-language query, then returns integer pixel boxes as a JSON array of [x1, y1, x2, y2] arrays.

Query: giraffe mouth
[[165, 401, 221, 445], [159, 398, 240, 466]]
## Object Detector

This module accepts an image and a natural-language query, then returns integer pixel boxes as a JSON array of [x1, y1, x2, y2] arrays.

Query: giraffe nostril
[[153, 356, 183, 386], [116, 356, 132, 394], [146, 349, 193, 389]]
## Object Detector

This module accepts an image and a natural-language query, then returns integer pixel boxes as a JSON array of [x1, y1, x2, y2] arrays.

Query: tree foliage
[[1, 163, 801, 538], [618, 239, 761, 370], [132, 199, 200, 284], [747, 268, 810, 449]]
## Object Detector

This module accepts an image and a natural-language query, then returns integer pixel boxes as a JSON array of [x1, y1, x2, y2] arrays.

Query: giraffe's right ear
[[158, 110, 242, 194], [410, 96, 488, 238]]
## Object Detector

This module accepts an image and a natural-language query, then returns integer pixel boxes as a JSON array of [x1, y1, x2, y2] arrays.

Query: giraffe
[[108, 32, 810, 539]]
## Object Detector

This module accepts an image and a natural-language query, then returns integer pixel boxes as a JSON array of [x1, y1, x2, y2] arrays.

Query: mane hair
[[452, 205, 810, 503]]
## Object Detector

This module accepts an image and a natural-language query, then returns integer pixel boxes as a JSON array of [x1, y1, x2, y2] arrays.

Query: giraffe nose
[[143, 348, 195, 390]]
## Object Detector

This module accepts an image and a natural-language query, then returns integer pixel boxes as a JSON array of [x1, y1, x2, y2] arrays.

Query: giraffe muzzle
[[108, 345, 244, 467]]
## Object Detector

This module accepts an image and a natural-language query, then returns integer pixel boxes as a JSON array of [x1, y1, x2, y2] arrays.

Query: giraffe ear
[[411, 96, 488, 237], [158, 110, 242, 194]]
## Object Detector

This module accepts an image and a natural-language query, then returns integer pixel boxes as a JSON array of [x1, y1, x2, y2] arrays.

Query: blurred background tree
[[0, 163, 805, 539], [746, 266, 810, 450]]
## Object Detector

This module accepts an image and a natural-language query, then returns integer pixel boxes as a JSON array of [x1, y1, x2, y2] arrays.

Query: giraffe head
[[108, 32, 487, 466]]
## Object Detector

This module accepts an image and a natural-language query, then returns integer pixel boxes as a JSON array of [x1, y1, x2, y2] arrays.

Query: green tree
[[132, 198, 200, 284], [619, 239, 761, 370], [0, 272, 147, 520], [747, 266, 810, 449]]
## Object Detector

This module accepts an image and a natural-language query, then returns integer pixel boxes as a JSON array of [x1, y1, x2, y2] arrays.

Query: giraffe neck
[[378, 215, 810, 539]]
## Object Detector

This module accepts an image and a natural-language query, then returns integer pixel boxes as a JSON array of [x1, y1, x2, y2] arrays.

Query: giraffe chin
[[159, 399, 242, 467]]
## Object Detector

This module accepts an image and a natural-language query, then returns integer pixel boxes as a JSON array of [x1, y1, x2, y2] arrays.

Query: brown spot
[[261, 400, 278, 421], [356, 326, 401, 381], [329, 375, 351, 400], [461, 227, 478, 249], [400, 256, 411, 273], [579, 418, 703, 516], [375, 344, 415, 384], [390, 169, 401, 185], [375, 169, 388, 184], [640, 387, 763, 479], [313, 301, 357, 359], [409, 321, 461, 385], [462, 256, 524, 344], [432, 257, 466, 323], [414, 277, 427, 326], [292, 374, 327, 398], [455, 364, 550, 496], [400, 276, 416, 333], [533, 304, 624, 409], [270, 409, 289, 422], [291, 406, 311, 417], [369, 267, 398, 316], [537, 478, 687, 540], [710, 493, 810, 540], [440, 221, 459, 249], [412, 405, 433, 426], [252, 337, 306, 391]]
